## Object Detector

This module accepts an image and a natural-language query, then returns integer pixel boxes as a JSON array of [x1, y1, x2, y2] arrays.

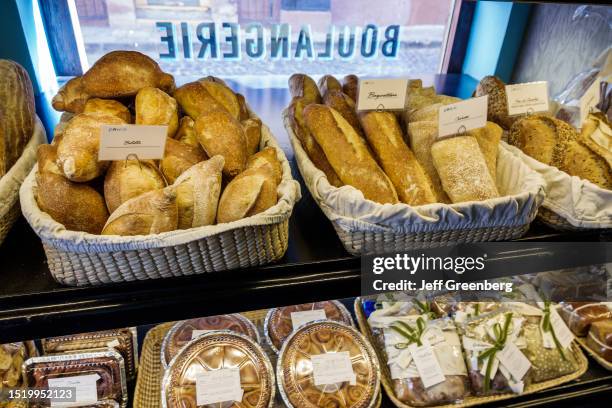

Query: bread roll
[[52, 76, 90, 113], [200, 76, 227, 86], [318, 75, 342, 98], [160, 138, 206, 184], [83, 98, 131, 123], [217, 166, 277, 223], [0, 59, 35, 176], [287, 97, 342, 187], [431, 136, 500, 203], [35, 172, 108, 234], [174, 156, 224, 229], [174, 81, 227, 120], [469, 121, 503, 183], [242, 118, 262, 156], [175, 117, 207, 159], [559, 140, 612, 189], [236, 93, 250, 121], [304, 104, 398, 204], [342, 74, 358, 101], [82, 51, 175, 98], [246, 146, 282, 184], [134, 87, 178, 138], [102, 186, 178, 235], [360, 111, 436, 205], [508, 115, 574, 166], [197, 79, 240, 120], [194, 109, 247, 178], [407, 121, 450, 203], [323, 90, 362, 135], [475, 75, 516, 130], [37, 144, 61, 175], [56, 112, 126, 182], [288, 74, 321, 104], [104, 159, 166, 214]]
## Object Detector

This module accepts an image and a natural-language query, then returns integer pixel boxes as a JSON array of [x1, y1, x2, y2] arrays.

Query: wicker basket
[[0, 117, 46, 245], [576, 336, 612, 372], [19, 121, 300, 286], [353, 298, 588, 408], [285, 112, 546, 255]]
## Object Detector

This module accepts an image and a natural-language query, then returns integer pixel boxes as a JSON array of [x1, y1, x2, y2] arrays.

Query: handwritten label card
[[580, 78, 601, 126], [48, 374, 99, 407], [408, 341, 445, 388], [99, 125, 167, 161], [291, 309, 327, 330], [438, 96, 488, 137], [356, 79, 408, 111], [311, 352, 356, 386], [505, 81, 549, 116], [196, 368, 243, 405], [497, 342, 531, 381]]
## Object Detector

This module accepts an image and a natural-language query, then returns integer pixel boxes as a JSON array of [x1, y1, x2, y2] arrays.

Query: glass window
[[281, 0, 331, 12]]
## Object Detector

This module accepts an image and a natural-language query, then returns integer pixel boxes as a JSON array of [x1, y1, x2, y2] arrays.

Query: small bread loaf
[[407, 121, 450, 203], [431, 136, 500, 203], [242, 118, 262, 156], [104, 159, 166, 214], [342, 74, 358, 101], [197, 79, 240, 120], [287, 97, 342, 187], [579, 113, 612, 168], [194, 109, 247, 178], [304, 104, 398, 204], [52, 76, 90, 113], [318, 75, 342, 98], [288, 74, 321, 104], [475, 75, 516, 129], [559, 140, 612, 189], [217, 166, 278, 223], [102, 186, 178, 235], [508, 115, 574, 166], [37, 144, 62, 175], [246, 146, 282, 184], [160, 138, 206, 184], [236, 93, 250, 121], [135, 87, 179, 137], [83, 98, 131, 123], [175, 117, 207, 158], [174, 81, 227, 120], [174, 156, 224, 229], [56, 112, 126, 182], [469, 121, 503, 183], [360, 111, 436, 205], [323, 90, 362, 134], [35, 172, 108, 234]]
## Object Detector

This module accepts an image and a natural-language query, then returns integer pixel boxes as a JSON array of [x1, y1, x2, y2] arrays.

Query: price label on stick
[[98, 125, 167, 161], [505, 81, 549, 116], [580, 78, 601, 127], [438, 96, 488, 137], [357, 79, 408, 111]]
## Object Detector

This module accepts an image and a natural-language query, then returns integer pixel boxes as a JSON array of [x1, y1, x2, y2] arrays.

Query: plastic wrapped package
[[0, 341, 37, 408], [41, 328, 138, 380], [533, 266, 608, 302], [558, 302, 612, 336], [160, 315, 259, 368], [586, 319, 612, 362], [22, 351, 127, 408]]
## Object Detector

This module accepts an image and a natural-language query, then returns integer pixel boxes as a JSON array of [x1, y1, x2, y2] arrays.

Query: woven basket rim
[[576, 336, 612, 372]]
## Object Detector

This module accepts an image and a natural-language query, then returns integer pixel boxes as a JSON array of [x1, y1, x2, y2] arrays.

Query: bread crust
[[160, 138, 207, 184], [242, 118, 262, 156], [323, 90, 363, 135], [288, 74, 321, 104], [52, 76, 90, 114], [246, 146, 282, 185], [217, 166, 277, 223], [475, 75, 516, 130], [104, 159, 166, 214], [317, 74, 342, 98], [84, 98, 132, 123], [135, 87, 179, 137], [197, 80, 240, 120], [342, 74, 358, 101]]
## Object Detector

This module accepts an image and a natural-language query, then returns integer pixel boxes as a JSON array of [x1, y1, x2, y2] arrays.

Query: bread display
[[83, 98, 132, 123], [288, 73, 321, 104], [104, 159, 166, 214], [360, 111, 436, 205], [342, 74, 359, 101], [135, 87, 179, 138], [474, 75, 516, 129], [317, 74, 342, 98], [0, 59, 35, 177], [303, 104, 398, 204], [324, 89, 363, 134], [160, 138, 207, 184]]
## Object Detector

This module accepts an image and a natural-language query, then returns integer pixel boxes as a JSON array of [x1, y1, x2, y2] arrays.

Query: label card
[[356, 79, 408, 111], [106, 339, 120, 348], [196, 368, 243, 405], [408, 342, 445, 388], [549, 309, 574, 349], [311, 352, 356, 386], [505, 81, 549, 116], [580, 78, 601, 126], [290, 309, 327, 330], [497, 342, 531, 381], [48, 374, 99, 407], [98, 125, 168, 161], [191, 330, 212, 340], [438, 96, 488, 137]]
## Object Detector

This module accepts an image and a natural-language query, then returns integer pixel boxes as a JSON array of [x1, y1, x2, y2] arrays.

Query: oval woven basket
[[0, 116, 46, 245], [284, 111, 546, 255], [20, 121, 301, 286]]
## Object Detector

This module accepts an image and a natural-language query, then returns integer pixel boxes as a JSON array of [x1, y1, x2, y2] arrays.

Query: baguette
[[160, 138, 207, 184], [342, 74, 358, 101], [83, 98, 131, 123], [242, 118, 262, 156], [431, 135, 500, 203], [318, 74, 342, 98], [288, 74, 321, 104], [469, 121, 503, 183], [323, 90, 363, 135], [304, 104, 398, 204], [360, 111, 436, 205], [287, 97, 342, 187], [104, 159, 166, 214], [135, 87, 179, 138]]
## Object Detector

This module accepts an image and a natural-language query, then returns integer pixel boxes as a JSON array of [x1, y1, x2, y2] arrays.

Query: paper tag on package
[[408, 341, 446, 388], [291, 309, 327, 330], [438, 96, 488, 137], [48, 374, 100, 407], [356, 79, 408, 111], [497, 342, 531, 381], [191, 330, 212, 340], [505, 81, 549, 116], [311, 352, 356, 386], [98, 125, 167, 161], [195, 368, 243, 405], [580, 78, 601, 127]]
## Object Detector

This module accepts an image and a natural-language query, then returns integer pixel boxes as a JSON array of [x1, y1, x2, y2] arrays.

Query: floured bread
[[470, 121, 503, 183]]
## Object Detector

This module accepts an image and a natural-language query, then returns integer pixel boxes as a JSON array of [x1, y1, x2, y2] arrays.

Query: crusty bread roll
[[173, 156, 224, 229], [287, 97, 342, 187], [323, 90, 362, 135], [52, 76, 90, 113], [579, 113, 612, 168], [135, 87, 179, 138], [35, 172, 108, 234], [288, 74, 321, 104], [475, 75, 516, 130], [160, 138, 206, 184], [469, 121, 503, 183], [83, 98, 131, 123], [56, 112, 126, 182], [102, 186, 178, 235], [559, 140, 612, 189], [342, 74, 358, 101], [217, 165, 278, 223], [104, 159, 166, 214], [508, 115, 574, 167], [318, 75, 342, 98], [242, 118, 262, 156], [174, 81, 227, 120], [407, 121, 450, 203], [200, 76, 228, 86], [194, 109, 247, 178], [360, 111, 436, 206], [175, 116, 208, 158], [246, 146, 282, 184], [197, 79, 240, 120], [431, 136, 500, 203], [236, 93, 250, 121], [37, 144, 62, 175], [304, 104, 398, 204], [82, 51, 175, 98]]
